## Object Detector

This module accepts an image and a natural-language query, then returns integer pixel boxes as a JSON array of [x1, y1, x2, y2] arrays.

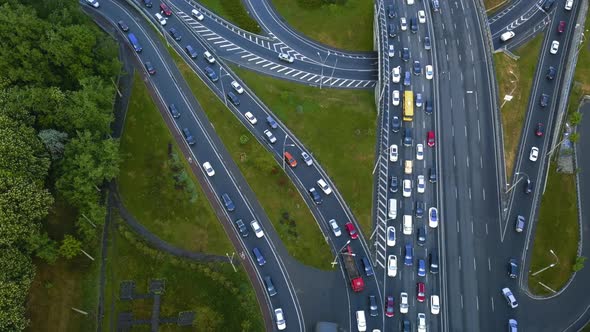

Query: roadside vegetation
[[528, 165, 578, 295], [197, 0, 261, 34], [484, 0, 508, 12], [0, 1, 121, 330], [231, 66, 377, 235], [102, 212, 263, 331], [494, 34, 544, 180], [528, 6, 590, 295], [167, 49, 333, 269], [118, 73, 232, 255]]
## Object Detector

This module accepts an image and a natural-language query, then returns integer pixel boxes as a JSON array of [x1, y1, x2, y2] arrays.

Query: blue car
[[205, 67, 218, 82], [404, 71, 411, 86], [404, 244, 413, 266], [418, 259, 426, 276]]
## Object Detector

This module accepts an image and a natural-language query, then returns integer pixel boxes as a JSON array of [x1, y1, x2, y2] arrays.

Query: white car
[[203, 51, 216, 64], [403, 179, 412, 198], [400, 292, 409, 313], [502, 287, 518, 308], [390, 144, 398, 162], [231, 81, 244, 94], [403, 215, 413, 234], [417, 313, 426, 332], [250, 220, 264, 238], [550, 40, 560, 54], [328, 219, 341, 237], [429, 207, 439, 228], [400, 17, 408, 31], [392, 66, 401, 83], [202, 162, 215, 176], [244, 111, 257, 124], [416, 143, 424, 160], [278, 53, 294, 63], [387, 226, 396, 247], [392, 90, 400, 106], [407, 0, 415, 5], [301, 151, 313, 166], [529, 146, 539, 162], [431, 295, 440, 315], [275, 308, 286, 330], [388, 255, 398, 277], [86, 0, 99, 8], [417, 175, 425, 194], [565, 0, 573, 10], [264, 129, 276, 143], [418, 10, 426, 23], [388, 45, 395, 57], [425, 65, 434, 80], [317, 178, 332, 195], [356, 310, 367, 332], [191, 9, 205, 21], [155, 13, 167, 26]]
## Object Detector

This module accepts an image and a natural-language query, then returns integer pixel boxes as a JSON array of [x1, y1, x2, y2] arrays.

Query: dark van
[[182, 128, 195, 145], [404, 127, 413, 146], [429, 251, 439, 274], [263, 276, 277, 296], [252, 247, 266, 266], [227, 92, 240, 106]]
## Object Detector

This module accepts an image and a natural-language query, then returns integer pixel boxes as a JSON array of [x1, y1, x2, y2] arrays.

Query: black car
[[403, 319, 412, 332], [144, 61, 156, 75], [117, 20, 129, 32], [390, 176, 398, 193], [429, 166, 437, 183], [361, 257, 374, 276], [182, 128, 195, 145], [309, 187, 322, 204], [540, 93, 550, 107], [425, 100, 433, 114], [429, 251, 439, 274], [387, 4, 396, 18], [415, 200, 425, 218], [535, 123, 544, 137], [391, 115, 401, 132], [205, 67, 218, 82], [221, 193, 235, 212], [424, 36, 431, 50], [508, 258, 519, 278], [369, 295, 378, 317], [413, 60, 422, 75], [410, 17, 418, 33], [402, 48, 410, 61], [388, 23, 397, 38], [404, 127, 413, 146], [168, 27, 182, 41], [143, 0, 152, 8], [546, 66, 556, 80], [417, 226, 426, 246], [185, 45, 198, 58], [168, 104, 180, 118], [235, 219, 248, 237], [524, 179, 533, 194], [542, 0, 555, 11], [227, 91, 240, 106]]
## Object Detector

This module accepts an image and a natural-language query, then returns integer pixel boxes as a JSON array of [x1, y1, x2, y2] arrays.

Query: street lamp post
[[219, 67, 227, 105], [531, 249, 559, 276], [331, 240, 351, 267], [317, 51, 330, 89], [506, 172, 529, 193], [372, 145, 393, 174], [546, 136, 570, 158], [282, 134, 296, 169]]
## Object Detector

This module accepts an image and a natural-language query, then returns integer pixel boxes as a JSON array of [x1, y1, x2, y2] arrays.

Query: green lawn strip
[[484, 0, 508, 12], [167, 49, 333, 269], [196, 0, 261, 34], [118, 73, 232, 255], [566, 6, 590, 116], [527, 164, 578, 295], [494, 33, 544, 181], [230, 65, 377, 235], [102, 213, 263, 331], [26, 197, 100, 332], [270, 0, 373, 51]]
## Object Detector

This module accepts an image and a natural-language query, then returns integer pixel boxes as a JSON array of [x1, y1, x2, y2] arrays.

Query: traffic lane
[[170, 0, 379, 70], [488, 0, 528, 29], [98, 1, 307, 329]]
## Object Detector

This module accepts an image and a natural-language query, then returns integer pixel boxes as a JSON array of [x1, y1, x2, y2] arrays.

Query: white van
[[191, 9, 205, 21], [388, 199, 397, 219], [356, 310, 367, 332], [500, 31, 515, 42], [403, 215, 413, 235]]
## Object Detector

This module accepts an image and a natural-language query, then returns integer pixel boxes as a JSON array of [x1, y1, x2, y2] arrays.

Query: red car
[[416, 282, 425, 302], [160, 3, 172, 16], [345, 222, 358, 240], [535, 123, 544, 137], [385, 296, 395, 317], [427, 130, 435, 147], [557, 21, 566, 34]]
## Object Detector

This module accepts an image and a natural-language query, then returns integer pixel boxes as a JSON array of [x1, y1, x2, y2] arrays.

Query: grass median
[[494, 33, 544, 181], [197, 0, 261, 34], [231, 66, 377, 235], [102, 213, 263, 331], [528, 164, 578, 295], [118, 73, 232, 255], [168, 49, 333, 269], [484, 0, 508, 12]]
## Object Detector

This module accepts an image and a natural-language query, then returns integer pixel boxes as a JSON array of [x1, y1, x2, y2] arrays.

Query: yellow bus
[[403, 91, 414, 122]]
